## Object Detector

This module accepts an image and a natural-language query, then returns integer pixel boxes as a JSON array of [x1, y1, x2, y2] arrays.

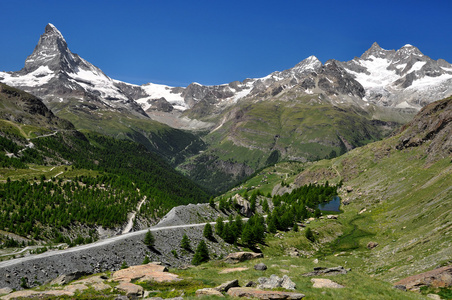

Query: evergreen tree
[[203, 223, 214, 241], [144, 230, 155, 247], [192, 240, 209, 265], [305, 227, 315, 242], [180, 233, 191, 251], [293, 222, 299, 232], [209, 197, 215, 209], [215, 216, 224, 237]]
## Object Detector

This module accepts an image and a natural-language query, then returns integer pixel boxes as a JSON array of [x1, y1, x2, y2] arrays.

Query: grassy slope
[[50, 99, 206, 165], [217, 100, 451, 291]]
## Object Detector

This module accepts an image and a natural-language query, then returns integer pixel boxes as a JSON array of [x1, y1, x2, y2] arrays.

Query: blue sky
[[0, 0, 451, 86]]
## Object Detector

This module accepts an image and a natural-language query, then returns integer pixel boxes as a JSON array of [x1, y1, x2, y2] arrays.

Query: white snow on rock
[[0, 66, 54, 87]]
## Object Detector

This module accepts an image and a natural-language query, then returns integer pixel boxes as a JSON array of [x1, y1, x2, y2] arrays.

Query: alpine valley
[[0, 24, 451, 299]]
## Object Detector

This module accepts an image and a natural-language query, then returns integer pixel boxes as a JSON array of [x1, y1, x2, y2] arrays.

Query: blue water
[[318, 196, 341, 212]]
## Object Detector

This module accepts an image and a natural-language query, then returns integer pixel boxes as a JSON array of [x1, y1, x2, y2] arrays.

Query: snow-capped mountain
[[0, 24, 147, 117], [336, 42, 452, 109], [1, 24, 451, 121]]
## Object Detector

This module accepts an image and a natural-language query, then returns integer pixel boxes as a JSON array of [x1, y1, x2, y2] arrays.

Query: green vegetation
[[192, 240, 209, 265], [203, 223, 214, 241], [144, 230, 155, 247], [180, 234, 191, 252]]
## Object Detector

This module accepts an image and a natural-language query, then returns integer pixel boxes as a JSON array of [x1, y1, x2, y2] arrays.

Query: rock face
[[311, 278, 345, 288], [396, 96, 452, 162], [393, 265, 452, 291], [224, 252, 263, 264], [257, 275, 296, 290], [227, 287, 305, 300]]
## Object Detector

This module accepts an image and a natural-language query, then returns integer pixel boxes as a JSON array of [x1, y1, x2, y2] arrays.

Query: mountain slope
[[0, 24, 205, 165], [0, 84, 209, 245]]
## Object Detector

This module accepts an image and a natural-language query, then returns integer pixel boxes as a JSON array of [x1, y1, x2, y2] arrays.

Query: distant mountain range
[[1, 24, 451, 118], [2, 23, 452, 192]]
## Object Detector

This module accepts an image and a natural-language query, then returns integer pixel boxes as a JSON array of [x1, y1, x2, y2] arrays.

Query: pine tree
[[192, 240, 209, 265], [215, 216, 224, 237], [305, 227, 315, 242], [144, 230, 155, 247], [203, 223, 214, 241], [180, 233, 191, 251]]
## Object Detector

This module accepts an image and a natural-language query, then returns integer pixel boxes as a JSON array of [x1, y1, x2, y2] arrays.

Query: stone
[[346, 186, 353, 193], [1, 290, 75, 300], [311, 278, 345, 288], [394, 265, 452, 291], [196, 288, 224, 297], [227, 287, 305, 299], [302, 266, 348, 277], [0, 287, 13, 295], [254, 263, 268, 271], [50, 271, 90, 285], [214, 279, 240, 292], [92, 282, 112, 291], [219, 267, 249, 274], [313, 259, 319, 264], [63, 283, 88, 293], [111, 263, 179, 283], [393, 285, 407, 291], [245, 281, 257, 287], [427, 294, 442, 300], [367, 241, 379, 249], [258, 275, 296, 290], [116, 282, 144, 300], [224, 252, 263, 264], [287, 247, 301, 257], [327, 215, 338, 219]]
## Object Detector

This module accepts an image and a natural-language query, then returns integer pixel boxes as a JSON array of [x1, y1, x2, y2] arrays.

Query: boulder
[[116, 282, 143, 300], [111, 263, 179, 283], [50, 271, 90, 285], [227, 287, 305, 299], [214, 279, 240, 292], [0, 287, 13, 295], [258, 275, 296, 290], [302, 266, 349, 276], [196, 288, 224, 297], [92, 282, 112, 291], [394, 265, 452, 291], [367, 241, 379, 249], [245, 281, 257, 287], [254, 263, 268, 271], [224, 252, 263, 264], [327, 215, 338, 219], [311, 278, 345, 288], [346, 186, 353, 193]]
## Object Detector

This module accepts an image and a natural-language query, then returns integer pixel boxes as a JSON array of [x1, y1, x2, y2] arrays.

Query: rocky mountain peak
[[361, 42, 395, 60], [23, 23, 78, 74]]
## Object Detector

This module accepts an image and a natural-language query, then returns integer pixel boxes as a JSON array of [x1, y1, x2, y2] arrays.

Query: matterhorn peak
[[44, 23, 65, 38]]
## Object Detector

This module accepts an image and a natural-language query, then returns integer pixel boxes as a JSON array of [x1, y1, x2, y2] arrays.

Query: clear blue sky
[[0, 0, 451, 86]]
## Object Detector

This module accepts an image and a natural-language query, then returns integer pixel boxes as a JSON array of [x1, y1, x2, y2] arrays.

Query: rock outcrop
[[393, 265, 452, 291], [224, 252, 263, 264], [257, 275, 296, 290], [301, 266, 349, 276], [311, 278, 345, 288]]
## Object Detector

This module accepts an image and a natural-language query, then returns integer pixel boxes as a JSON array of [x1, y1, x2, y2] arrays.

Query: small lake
[[318, 196, 341, 212]]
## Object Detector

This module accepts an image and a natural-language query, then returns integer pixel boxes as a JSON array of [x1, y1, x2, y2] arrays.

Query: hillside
[[0, 84, 209, 246], [224, 96, 451, 289]]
